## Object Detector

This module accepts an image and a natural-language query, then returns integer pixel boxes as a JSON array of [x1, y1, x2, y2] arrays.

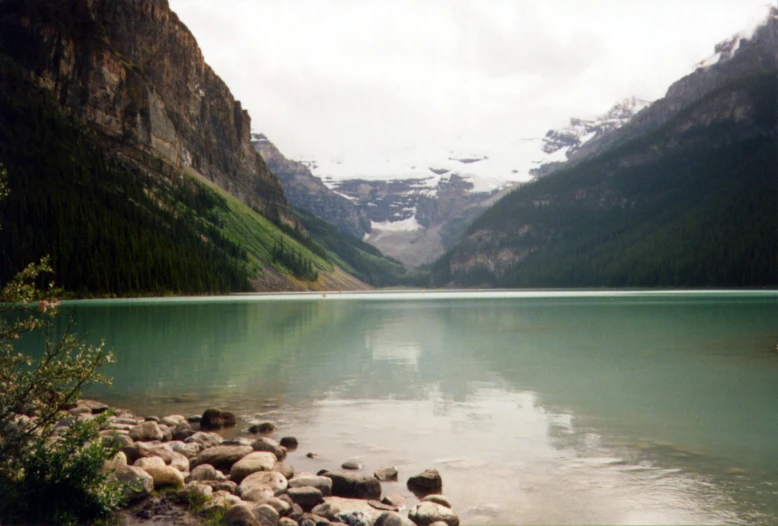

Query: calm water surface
[[36, 291, 778, 524]]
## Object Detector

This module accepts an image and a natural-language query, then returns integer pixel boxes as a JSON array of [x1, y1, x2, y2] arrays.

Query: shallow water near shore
[[26, 290, 778, 524]]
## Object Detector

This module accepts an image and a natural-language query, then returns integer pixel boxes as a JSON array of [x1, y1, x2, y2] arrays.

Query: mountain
[[532, 97, 651, 178], [294, 97, 648, 270], [251, 133, 409, 286], [251, 133, 370, 239], [0, 0, 368, 295], [431, 8, 778, 288]]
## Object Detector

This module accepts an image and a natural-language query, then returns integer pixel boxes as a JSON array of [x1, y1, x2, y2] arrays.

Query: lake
[[35, 291, 778, 524]]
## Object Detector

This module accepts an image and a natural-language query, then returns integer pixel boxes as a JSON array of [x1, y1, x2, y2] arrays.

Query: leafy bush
[[0, 165, 122, 525]]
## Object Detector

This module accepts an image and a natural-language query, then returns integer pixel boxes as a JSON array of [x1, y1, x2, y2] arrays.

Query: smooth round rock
[[249, 422, 276, 434], [231, 451, 278, 483], [289, 475, 332, 497], [129, 421, 164, 442], [254, 504, 280, 526], [252, 437, 287, 460], [200, 408, 237, 431], [263, 497, 292, 516], [288, 486, 324, 510], [173, 422, 195, 441], [134, 456, 166, 470], [407, 469, 443, 495], [382, 493, 406, 508], [185, 431, 224, 449], [272, 461, 295, 480], [192, 445, 253, 472], [311, 502, 340, 520], [142, 464, 186, 489], [335, 510, 370, 526], [422, 495, 451, 509], [224, 504, 260, 526], [408, 502, 459, 526], [301, 514, 330, 526], [341, 461, 360, 470], [168, 440, 203, 458], [108, 466, 153, 502], [190, 463, 221, 481], [322, 472, 381, 500], [374, 467, 398, 482], [205, 480, 238, 494], [369, 500, 398, 512], [103, 451, 128, 472], [375, 512, 415, 526], [177, 481, 213, 502], [162, 414, 186, 426], [279, 518, 298, 526], [279, 436, 298, 449], [239, 471, 288, 497]]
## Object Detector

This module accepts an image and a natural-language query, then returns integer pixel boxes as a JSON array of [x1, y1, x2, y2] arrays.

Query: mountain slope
[[0, 0, 368, 294], [252, 133, 370, 239], [431, 14, 778, 289]]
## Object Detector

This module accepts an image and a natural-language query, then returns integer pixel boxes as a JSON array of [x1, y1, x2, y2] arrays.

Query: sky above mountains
[[169, 0, 774, 163]]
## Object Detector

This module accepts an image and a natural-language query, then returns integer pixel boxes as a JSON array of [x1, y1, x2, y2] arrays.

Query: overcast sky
[[168, 0, 774, 160]]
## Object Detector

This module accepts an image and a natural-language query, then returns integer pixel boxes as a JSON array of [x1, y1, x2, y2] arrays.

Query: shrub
[[0, 165, 122, 524]]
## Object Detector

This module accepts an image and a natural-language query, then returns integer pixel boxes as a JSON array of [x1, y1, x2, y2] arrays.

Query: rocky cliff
[[251, 133, 369, 238], [0, 0, 288, 216]]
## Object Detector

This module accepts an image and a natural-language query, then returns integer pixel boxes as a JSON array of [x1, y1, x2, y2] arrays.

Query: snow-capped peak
[[540, 96, 651, 161], [696, 4, 776, 70]]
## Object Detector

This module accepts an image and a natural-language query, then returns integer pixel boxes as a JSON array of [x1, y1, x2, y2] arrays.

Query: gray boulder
[[408, 502, 459, 526], [230, 451, 277, 483], [191, 445, 253, 472], [375, 512, 415, 526], [129, 421, 164, 442], [254, 503, 280, 526], [288, 486, 324, 510], [252, 437, 287, 460], [407, 469, 442, 495], [322, 471, 381, 500], [200, 408, 236, 431], [109, 465, 154, 502], [224, 504, 260, 526], [289, 475, 332, 496]]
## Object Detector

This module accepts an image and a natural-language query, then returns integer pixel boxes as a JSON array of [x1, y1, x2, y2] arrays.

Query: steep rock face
[[251, 133, 369, 238], [433, 12, 778, 288], [0, 0, 287, 216]]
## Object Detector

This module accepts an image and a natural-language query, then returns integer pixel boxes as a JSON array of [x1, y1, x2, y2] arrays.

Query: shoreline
[[75, 399, 460, 526]]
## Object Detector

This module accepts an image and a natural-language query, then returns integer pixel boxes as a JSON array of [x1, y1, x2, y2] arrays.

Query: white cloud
[[168, 0, 774, 160]]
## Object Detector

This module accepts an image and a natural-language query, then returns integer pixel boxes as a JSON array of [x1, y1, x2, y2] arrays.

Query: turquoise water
[[28, 291, 778, 524]]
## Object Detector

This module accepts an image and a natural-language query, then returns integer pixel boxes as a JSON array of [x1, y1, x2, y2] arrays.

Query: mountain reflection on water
[[32, 292, 778, 524]]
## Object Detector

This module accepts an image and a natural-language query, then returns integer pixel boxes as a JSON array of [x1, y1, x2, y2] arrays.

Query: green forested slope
[[432, 72, 778, 288], [293, 208, 410, 287], [0, 58, 331, 296]]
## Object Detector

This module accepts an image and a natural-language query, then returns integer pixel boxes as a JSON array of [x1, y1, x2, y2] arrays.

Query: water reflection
[[26, 293, 778, 524]]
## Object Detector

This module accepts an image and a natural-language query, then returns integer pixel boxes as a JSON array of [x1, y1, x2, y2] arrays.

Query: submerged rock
[[407, 469, 442, 495], [200, 408, 237, 431], [374, 467, 398, 482]]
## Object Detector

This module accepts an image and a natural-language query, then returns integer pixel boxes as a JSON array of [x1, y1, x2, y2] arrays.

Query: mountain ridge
[[430, 9, 778, 288]]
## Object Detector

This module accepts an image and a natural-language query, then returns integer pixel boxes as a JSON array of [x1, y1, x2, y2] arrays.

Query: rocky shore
[[67, 399, 460, 526]]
